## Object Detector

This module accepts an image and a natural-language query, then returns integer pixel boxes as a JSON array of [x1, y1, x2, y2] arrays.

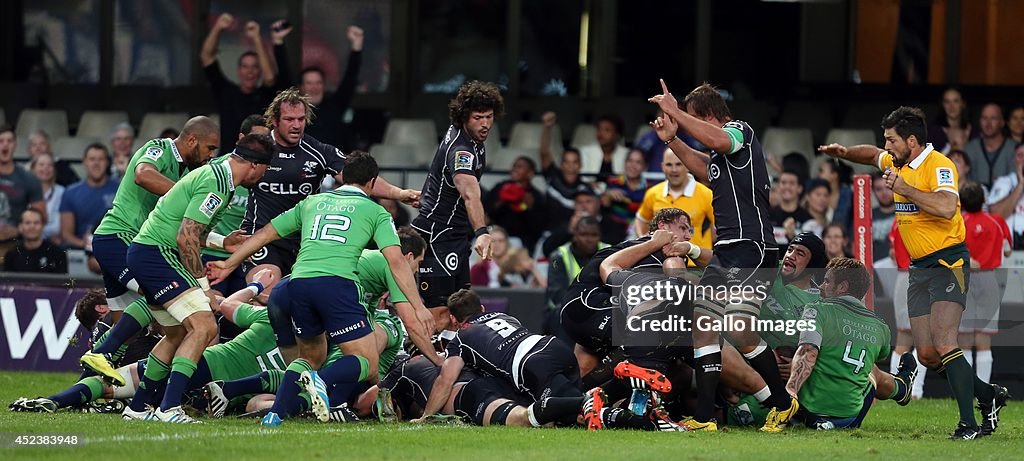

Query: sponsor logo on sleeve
[[454, 151, 474, 170], [936, 167, 954, 187], [199, 192, 223, 219], [145, 146, 163, 159]]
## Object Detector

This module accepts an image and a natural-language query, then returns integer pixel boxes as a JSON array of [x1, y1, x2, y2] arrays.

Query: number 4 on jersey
[[842, 340, 866, 374]]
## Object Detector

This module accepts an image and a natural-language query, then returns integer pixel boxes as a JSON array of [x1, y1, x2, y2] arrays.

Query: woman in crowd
[[29, 152, 64, 243]]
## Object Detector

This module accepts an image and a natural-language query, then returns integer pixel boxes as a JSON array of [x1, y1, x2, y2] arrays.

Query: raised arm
[[539, 112, 558, 171], [269, 19, 294, 89], [651, 114, 710, 184], [650, 80, 732, 154], [331, 26, 364, 111], [201, 13, 234, 67], [244, 21, 276, 88]]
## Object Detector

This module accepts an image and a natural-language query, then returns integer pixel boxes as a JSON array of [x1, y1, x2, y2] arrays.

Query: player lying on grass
[[763, 257, 917, 432], [10, 270, 278, 415], [205, 307, 406, 422]]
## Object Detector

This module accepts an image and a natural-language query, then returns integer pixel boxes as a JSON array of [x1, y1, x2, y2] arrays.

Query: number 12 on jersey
[[310, 214, 351, 243]]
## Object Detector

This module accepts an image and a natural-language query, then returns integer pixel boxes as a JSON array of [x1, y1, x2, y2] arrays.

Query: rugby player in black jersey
[[412, 81, 504, 331], [649, 80, 794, 431]]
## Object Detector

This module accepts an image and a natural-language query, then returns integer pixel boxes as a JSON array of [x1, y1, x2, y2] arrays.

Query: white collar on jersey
[[337, 184, 368, 196], [662, 174, 697, 198], [907, 143, 936, 170], [167, 138, 183, 162], [222, 159, 235, 191]]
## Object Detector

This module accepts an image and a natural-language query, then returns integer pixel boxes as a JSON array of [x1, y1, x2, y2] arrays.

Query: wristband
[[474, 227, 489, 238], [686, 243, 702, 260], [245, 281, 265, 297], [663, 135, 677, 145], [206, 232, 226, 250], [198, 277, 212, 291]]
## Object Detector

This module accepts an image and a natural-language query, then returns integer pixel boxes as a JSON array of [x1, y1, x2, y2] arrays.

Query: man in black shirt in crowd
[[201, 12, 291, 153], [296, 26, 364, 150], [413, 81, 504, 329], [4, 208, 66, 274], [650, 80, 794, 431]]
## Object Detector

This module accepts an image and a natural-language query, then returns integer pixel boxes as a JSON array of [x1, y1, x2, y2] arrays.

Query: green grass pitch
[[1, 371, 1022, 460]]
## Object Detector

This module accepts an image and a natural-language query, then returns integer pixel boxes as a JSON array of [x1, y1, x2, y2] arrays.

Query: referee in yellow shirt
[[634, 150, 715, 250], [820, 106, 1008, 441]]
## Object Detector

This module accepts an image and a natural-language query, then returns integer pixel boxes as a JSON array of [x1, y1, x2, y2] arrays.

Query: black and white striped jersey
[[708, 120, 775, 246], [413, 125, 486, 232]]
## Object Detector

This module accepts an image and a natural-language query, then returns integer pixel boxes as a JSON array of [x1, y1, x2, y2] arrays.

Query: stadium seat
[[369, 143, 419, 168], [138, 112, 189, 141], [76, 111, 129, 139], [52, 136, 102, 162], [778, 101, 834, 145], [15, 109, 69, 139], [571, 124, 597, 149], [489, 147, 536, 172], [484, 122, 502, 159], [507, 122, 563, 155], [762, 127, 815, 163], [382, 118, 439, 166]]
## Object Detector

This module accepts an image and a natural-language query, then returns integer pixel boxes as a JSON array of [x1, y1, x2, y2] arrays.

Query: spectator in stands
[[497, 247, 545, 288], [470, 225, 510, 288], [634, 149, 714, 250], [603, 149, 656, 240], [767, 151, 811, 185], [158, 127, 180, 139], [60, 143, 118, 250], [823, 222, 851, 260], [542, 189, 618, 256], [108, 123, 135, 179], [1008, 105, 1024, 146], [928, 87, 972, 152], [201, 12, 290, 153], [579, 115, 628, 178], [958, 181, 1011, 384], [297, 26, 364, 149], [539, 112, 590, 231], [986, 143, 1024, 249], [545, 216, 604, 338], [801, 178, 830, 237], [769, 170, 812, 245], [485, 156, 545, 250], [0, 124, 45, 242], [27, 129, 78, 186], [816, 158, 852, 229], [966, 103, 1016, 187], [29, 152, 64, 243], [871, 170, 896, 262], [378, 198, 410, 228], [3, 208, 66, 274], [947, 149, 971, 179]]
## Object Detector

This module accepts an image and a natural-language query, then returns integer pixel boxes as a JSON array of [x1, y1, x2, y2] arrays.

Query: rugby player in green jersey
[[82, 116, 220, 385], [763, 257, 911, 431], [208, 151, 431, 426], [122, 133, 274, 423]]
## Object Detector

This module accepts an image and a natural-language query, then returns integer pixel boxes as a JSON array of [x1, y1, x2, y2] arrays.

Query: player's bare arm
[[650, 79, 732, 151], [244, 21, 276, 87], [454, 173, 493, 259], [884, 169, 959, 219], [818, 143, 884, 167], [178, 218, 211, 279], [382, 245, 442, 365], [218, 268, 274, 321], [208, 223, 283, 284], [200, 13, 233, 67], [413, 356, 465, 422], [664, 241, 713, 267], [599, 229, 675, 283], [785, 343, 819, 399], [651, 113, 711, 183], [134, 162, 176, 196]]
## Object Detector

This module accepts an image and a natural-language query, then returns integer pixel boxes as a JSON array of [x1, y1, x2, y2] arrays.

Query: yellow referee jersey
[[636, 176, 715, 250], [877, 145, 965, 260]]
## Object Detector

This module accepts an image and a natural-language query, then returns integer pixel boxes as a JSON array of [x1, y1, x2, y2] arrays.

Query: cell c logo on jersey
[[299, 183, 314, 195], [252, 246, 268, 261], [708, 164, 720, 181], [445, 252, 459, 271]]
